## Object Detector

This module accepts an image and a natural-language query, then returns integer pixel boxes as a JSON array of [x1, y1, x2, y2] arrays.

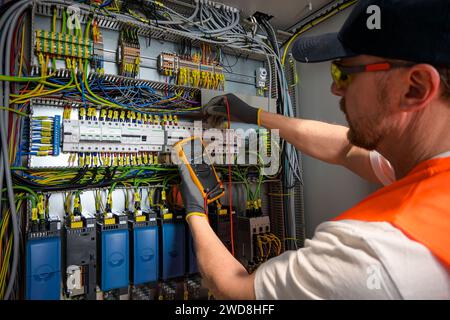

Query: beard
[[340, 98, 384, 151]]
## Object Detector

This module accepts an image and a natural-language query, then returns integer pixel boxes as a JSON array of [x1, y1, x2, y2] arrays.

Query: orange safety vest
[[334, 157, 450, 271]]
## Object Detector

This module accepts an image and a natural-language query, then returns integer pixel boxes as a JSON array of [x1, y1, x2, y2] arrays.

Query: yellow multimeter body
[[174, 136, 225, 204]]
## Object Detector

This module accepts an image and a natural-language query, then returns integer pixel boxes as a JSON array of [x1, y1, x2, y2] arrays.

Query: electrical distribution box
[[4, 0, 301, 301]]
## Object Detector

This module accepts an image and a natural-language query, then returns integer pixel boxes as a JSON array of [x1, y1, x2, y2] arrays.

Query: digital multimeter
[[173, 136, 225, 204]]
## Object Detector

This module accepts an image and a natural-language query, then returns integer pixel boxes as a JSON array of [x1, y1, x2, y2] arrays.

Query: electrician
[[177, 0, 450, 299]]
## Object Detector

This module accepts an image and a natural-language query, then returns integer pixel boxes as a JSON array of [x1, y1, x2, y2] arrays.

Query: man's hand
[[177, 162, 256, 300], [204, 93, 261, 125], [176, 139, 256, 299], [178, 164, 206, 218]]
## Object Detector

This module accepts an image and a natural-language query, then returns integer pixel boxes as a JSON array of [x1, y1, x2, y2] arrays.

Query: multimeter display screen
[[180, 138, 223, 198]]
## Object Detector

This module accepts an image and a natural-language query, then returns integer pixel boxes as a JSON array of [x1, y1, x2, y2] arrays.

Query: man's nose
[[331, 82, 345, 97]]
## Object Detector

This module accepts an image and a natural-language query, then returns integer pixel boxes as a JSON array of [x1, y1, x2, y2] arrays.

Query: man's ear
[[399, 64, 441, 112]]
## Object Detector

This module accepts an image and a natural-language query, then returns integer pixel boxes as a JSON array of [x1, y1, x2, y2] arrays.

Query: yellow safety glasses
[[331, 60, 415, 89]]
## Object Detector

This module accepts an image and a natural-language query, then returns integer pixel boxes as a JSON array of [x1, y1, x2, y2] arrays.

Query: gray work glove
[[203, 93, 261, 125], [178, 164, 206, 216]]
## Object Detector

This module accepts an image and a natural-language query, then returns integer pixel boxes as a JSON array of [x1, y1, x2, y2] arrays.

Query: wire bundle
[[124, 0, 243, 37], [256, 233, 282, 262], [0, 0, 34, 300], [38, 74, 201, 113]]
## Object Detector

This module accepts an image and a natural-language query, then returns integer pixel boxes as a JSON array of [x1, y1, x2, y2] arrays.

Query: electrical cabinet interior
[[0, 0, 306, 300]]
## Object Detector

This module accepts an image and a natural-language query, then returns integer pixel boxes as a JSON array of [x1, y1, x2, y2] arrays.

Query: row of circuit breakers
[[27, 111, 265, 165], [62, 118, 241, 155], [26, 206, 271, 300]]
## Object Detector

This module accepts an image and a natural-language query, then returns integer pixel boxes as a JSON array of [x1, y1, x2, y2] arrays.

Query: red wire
[[224, 96, 235, 256]]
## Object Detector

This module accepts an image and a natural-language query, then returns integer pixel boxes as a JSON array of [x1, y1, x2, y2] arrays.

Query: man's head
[[331, 55, 444, 150], [292, 0, 450, 151]]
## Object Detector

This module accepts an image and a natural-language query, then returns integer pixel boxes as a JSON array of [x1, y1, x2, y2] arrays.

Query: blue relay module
[[159, 214, 185, 280], [129, 212, 159, 285], [26, 233, 61, 300]]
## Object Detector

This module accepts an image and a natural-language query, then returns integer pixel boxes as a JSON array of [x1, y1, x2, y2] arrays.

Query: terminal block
[[35, 30, 92, 60], [158, 52, 225, 90], [117, 26, 140, 78], [91, 19, 104, 73], [29, 115, 61, 157]]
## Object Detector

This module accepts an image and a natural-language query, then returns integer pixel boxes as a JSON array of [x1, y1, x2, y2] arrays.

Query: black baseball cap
[[292, 0, 450, 65]]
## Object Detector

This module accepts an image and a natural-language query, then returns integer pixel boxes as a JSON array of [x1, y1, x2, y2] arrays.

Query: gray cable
[[0, 0, 31, 300], [136, 0, 200, 26]]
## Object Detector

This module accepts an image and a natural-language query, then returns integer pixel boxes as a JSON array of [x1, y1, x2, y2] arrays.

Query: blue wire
[[39, 74, 193, 113], [100, 0, 113, 8], [21, 173, 45, 180], [79, 73, 87, 108], [14, 118, 27, 167], [47, 78, 68, 86]]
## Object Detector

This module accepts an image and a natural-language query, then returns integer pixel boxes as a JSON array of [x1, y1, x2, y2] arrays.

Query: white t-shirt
[[370, 150, 450, 186], [254, 152, 450, 300]]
